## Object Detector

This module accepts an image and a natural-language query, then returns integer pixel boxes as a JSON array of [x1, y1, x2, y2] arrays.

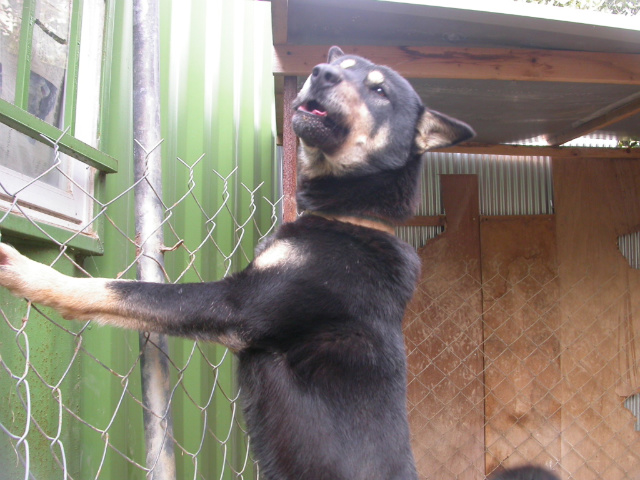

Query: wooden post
[[282, 76, 298, 223]]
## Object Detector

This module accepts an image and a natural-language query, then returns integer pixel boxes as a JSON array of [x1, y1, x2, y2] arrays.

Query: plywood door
[[554, 158, 640, 480], [405, 164, 640, 479], [404, 176, 561, 478], [404, 175, 485, 479], [480, 215, 561, 474]]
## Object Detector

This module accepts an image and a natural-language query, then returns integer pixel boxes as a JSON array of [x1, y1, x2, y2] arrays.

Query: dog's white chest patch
[[253, 240, 306, 270]]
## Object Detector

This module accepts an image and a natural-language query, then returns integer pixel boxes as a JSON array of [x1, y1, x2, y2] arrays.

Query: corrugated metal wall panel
[[158, 1, 275, 478], [624, 394, 640, 431], [56, 0, 274, 478], [398, 152, 554, 248], [618, 231, 640, 270], [417, 152, 554, 217]]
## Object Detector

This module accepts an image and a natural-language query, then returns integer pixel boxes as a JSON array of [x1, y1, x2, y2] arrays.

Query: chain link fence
[[401, 155, 640, 479], [0, 131, 280, 479], [405, 255, 640, 479], [3, 132, 640, 480]]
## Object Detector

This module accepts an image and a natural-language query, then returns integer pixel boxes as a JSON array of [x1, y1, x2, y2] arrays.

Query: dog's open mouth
[[297, 100, 328, 118], [292, 98, 348, 152]]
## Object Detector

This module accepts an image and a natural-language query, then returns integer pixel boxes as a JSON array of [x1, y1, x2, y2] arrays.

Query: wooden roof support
[[270, 0, 289, 45], [274, 44, 640, 85], [282, 76, 298, 222], [403, 215, 446, 227], [545, 95, 640, 146], [436, 143, 640, 159]]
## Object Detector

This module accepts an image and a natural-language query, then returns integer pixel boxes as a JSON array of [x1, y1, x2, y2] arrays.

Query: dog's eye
[[372, 86, 387, 98]]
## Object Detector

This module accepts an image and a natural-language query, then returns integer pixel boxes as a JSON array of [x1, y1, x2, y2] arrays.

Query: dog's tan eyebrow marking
[[340, 58, 356, 69], [366, 70, 385, 86]]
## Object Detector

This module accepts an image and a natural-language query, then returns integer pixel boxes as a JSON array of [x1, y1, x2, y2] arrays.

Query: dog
[[0, 46, 474, 479]]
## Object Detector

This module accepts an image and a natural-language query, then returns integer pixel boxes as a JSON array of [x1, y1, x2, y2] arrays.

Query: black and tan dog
[[0, 47, 473, 479]]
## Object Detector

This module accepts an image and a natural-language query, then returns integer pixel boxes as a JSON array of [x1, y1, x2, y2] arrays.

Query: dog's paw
[[0, 243, 57, 300]]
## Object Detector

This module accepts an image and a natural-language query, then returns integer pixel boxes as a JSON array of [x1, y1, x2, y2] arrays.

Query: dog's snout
[[311, 64, 343, 89]]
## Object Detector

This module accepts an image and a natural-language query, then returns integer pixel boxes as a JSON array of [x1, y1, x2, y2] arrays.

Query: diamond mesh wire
[[401, 155, 640, 480], [2, 137, 640, 480], [0, 133, 280, 479], [405, 255, 640, 479]]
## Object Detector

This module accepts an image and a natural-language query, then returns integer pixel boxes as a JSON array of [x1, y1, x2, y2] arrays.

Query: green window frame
[[0, 0, 118, 254]]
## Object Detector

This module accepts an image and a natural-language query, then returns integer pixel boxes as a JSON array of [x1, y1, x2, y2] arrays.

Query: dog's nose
[[311, 64, 343, 89]]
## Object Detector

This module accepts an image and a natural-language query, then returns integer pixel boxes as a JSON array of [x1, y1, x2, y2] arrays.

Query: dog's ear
[[327, 46, 345, 63], [414, 109, 475, 154]]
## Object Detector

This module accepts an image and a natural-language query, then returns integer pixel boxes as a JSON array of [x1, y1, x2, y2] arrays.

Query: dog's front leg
[[0, 243, 269, 350]]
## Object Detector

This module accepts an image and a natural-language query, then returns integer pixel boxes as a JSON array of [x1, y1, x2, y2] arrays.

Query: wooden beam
[[275, 75, 284, 143], [435, 143, 640, 159], [480, 214, 555, 222], [274, 45, 640, 85], [270, 0, 288, 44], [402, 215, 446, 227], [546, 96, 640, 146]]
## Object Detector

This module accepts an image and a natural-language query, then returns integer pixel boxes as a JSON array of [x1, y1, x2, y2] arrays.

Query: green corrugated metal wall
[[0, 0, 276, 478]]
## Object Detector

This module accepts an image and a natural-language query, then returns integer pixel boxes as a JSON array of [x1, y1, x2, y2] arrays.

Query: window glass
[[0, 122, 69, 189], [0, 0, 106, 232], [28, 0, 73, 127], [0, 0, 24, 103], [75, 0, 105, 148], [0, 123, 93, 230], [1, 0, 73, 187]]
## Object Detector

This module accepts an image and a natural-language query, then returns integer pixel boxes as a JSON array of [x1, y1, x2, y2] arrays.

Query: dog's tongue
[[299, 104, 328, 117]]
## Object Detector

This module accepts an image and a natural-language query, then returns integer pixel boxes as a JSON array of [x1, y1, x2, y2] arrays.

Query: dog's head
[[292, 46, 474, 179]]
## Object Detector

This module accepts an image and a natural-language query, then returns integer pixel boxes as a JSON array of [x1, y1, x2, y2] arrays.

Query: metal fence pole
[[132, 0, 176, 478]]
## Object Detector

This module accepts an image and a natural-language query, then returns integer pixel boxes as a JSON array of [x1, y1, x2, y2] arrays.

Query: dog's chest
[[257, 216, 418, 282]]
